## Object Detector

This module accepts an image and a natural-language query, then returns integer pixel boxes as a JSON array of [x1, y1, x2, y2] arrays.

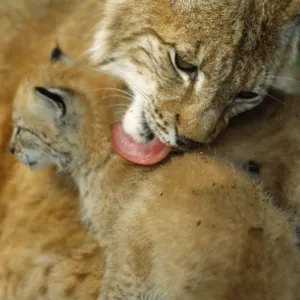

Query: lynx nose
[[9, 145, 15, 155]]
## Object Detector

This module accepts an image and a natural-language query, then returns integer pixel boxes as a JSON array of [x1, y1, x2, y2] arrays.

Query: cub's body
[[0, 2, 122, 298], [208, 89, 300, 214], [9, 61, 300, 300]]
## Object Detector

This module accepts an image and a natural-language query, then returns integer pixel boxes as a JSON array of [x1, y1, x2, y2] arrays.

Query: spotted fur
[[0, 1, 116, 299], [202, 88, 300, 216], [10, 54, 300, 300], [90, 0, 300, 145]]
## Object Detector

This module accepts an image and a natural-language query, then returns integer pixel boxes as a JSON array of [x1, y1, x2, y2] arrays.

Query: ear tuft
[[50, 44, 64, 62], [35, 87, 67, 117], [49, 44, 73, 64]]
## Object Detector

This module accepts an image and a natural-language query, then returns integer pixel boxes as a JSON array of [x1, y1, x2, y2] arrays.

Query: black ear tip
[[34, 86, 67, 116], [35, 86, 47, 94], [50, 44, 65, 62]]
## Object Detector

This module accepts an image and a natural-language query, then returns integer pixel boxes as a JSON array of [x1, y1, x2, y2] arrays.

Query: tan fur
[[0, 68, 125, 299], [1, 1, 300, 298], [10, 59, 300, 300], [0, 70, 125, 299], [201, 89, 300, 215], [0, 0, 120, 153], [89, 0, 300, 146], [0, 158, 104, 300], [0, 2, 127, 298]]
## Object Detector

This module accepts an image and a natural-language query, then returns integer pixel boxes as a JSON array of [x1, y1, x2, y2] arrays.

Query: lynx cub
[[10, 50, 300, 300]]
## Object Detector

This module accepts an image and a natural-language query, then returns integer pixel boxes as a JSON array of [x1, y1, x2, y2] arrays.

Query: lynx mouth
[[141, 113, 155, 141], [112, 121, 172, 166], [176, 135, 202, 151]]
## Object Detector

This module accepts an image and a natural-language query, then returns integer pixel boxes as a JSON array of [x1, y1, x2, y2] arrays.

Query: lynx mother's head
[[90, 0, 300, 146]]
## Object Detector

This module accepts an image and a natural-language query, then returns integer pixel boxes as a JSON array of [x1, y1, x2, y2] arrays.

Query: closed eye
[[236, 91, 260, 100], [235, 91, 262, 104], [175, 54, 197, 73], [170, 51, 198, 81]]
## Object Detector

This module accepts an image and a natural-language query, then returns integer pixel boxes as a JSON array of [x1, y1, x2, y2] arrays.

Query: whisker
[[100, 94, 131, 103], [271, 82, 292, 90], [266, 76, 300, 84], [127, 79, 152, 102], [113, 109, 127, 115], [100, 104, 130, 109], [257, 87, 286, 106], [88, 87, 133, 97], [110, 119, 122, 125]]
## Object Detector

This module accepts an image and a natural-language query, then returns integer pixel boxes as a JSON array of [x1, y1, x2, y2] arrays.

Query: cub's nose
[[9, 145, 15, 155]]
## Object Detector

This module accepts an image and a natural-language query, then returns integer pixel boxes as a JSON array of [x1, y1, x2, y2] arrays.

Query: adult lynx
[[90, 0, 300, 151]]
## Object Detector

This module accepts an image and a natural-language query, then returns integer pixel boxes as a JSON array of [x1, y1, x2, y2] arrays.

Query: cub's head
[[9, 47, 124, 171], [91, 0, 300, 145]]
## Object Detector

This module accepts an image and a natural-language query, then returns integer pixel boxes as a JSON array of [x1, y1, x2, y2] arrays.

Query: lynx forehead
[[90, 0, 300, 145]]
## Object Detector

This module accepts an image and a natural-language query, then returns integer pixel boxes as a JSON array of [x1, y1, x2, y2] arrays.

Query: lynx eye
[[236, 91, 259, 100], [174, 53, 197, 81]]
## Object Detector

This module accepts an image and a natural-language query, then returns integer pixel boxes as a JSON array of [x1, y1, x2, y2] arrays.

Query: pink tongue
[[112, 121, 172, 165]]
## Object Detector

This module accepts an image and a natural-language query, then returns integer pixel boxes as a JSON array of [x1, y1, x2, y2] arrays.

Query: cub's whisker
[[100, 94, 131, 103], [89, 87, 133, 98]]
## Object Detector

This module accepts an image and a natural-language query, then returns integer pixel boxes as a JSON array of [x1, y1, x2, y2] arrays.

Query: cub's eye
[[236, 91, 259, 100], [175, 53, 198, 80]]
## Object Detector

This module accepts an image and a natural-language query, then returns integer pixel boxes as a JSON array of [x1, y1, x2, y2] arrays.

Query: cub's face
[[9, 60, 115, 172], [91, 0, 299, 145], [10, 84, 82, 171], [9, 53, 122, 172]]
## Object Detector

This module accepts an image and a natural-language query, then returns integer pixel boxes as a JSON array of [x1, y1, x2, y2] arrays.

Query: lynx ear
[[50, 44, 73, 64], [34, 87, 67, 118]]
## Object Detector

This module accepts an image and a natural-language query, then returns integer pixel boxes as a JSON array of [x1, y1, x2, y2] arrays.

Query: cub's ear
[[50, 44, 73, 64], [34, 87, 67, 118]]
